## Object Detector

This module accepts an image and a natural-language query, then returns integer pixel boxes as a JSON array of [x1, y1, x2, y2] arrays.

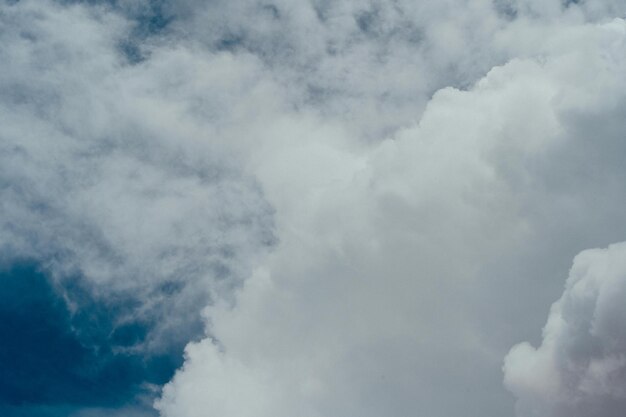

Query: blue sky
[[0, 262, 182, 416]]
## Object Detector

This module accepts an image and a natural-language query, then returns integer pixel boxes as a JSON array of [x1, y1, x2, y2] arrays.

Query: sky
[[1, 0, 626, 416]]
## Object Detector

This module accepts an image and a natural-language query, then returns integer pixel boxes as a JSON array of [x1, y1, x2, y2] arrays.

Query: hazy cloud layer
[[2, 0, 626, 416]]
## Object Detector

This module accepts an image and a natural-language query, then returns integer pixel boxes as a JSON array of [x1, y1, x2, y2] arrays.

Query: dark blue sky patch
[[0, 404, 82, 417], [215, 32, 246, 52], [132, 2, 172, 35], [0, 262, 184, 413], [120, 0, 173, 63], [0, 263, 90, 405], [51, 0, 174, 63], [0, 404, 158, 417]]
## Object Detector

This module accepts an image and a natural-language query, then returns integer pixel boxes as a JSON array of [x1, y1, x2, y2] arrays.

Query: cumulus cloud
[[3, 0, 626, 416], [167, 0, 510, 139], [156, 9, 626, 417], [505, 242, 626, 417]]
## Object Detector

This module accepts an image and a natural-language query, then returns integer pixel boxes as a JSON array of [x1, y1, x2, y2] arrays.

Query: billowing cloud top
[[2, 0, 626, 416], [505, 243, 626, 417]]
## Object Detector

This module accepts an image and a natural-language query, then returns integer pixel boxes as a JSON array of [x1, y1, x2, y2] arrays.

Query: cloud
[[0, 0, 275, 411], [3, 0, 626, 416], [156, 11, 626, 417], [0, 0, 275, 348], [504, 242, 626, 417]]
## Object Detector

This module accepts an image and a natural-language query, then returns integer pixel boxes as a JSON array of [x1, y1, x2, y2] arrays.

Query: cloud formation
[[0, 0, 275, 351], [156, 7, 626, 417], [2, 0, 626, 416], [505, 242, 626, 417], [0, 0, 275, 411]]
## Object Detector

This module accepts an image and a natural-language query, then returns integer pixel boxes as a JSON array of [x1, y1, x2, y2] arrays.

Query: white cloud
[[0, 0, 276, 352], [156, 11, 626, 417], [504, 242, 626, 417], [3, 0, 626, 416]]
